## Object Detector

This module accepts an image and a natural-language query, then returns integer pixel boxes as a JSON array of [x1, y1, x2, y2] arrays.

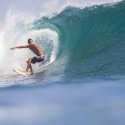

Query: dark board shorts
[[31, 56, 45, 64]]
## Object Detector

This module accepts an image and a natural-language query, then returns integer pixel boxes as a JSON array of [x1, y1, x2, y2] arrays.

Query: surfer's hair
[[28, 38, 33, 43]]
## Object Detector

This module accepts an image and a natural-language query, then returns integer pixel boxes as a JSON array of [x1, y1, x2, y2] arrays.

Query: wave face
[[0, 1, 125, 85], [33, 1, 125, 79]]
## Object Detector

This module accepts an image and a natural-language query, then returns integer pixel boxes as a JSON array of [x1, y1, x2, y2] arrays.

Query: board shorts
[[31, 56, 45, 64]]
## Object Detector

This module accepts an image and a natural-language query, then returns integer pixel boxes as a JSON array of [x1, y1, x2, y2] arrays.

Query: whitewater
[[0, 0, 125, 125]]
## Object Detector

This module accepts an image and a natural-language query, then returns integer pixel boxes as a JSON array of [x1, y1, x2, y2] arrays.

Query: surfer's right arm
[[10, 45, 29, 50]]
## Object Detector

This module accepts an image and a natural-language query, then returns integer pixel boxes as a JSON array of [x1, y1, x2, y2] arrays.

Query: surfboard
[[13, 69, 29, 76]]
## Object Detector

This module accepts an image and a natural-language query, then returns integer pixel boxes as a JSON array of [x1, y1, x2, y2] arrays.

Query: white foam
[[0, 28, 59, 75], [0, 32, 4, 63], [66, 0, 122, 8]]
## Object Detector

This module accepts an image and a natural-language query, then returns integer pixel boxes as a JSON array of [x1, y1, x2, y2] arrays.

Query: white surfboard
[[13, 69, 30, 76]]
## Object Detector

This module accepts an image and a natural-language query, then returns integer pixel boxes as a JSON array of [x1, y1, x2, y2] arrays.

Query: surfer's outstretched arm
[[10, 45, 29, 50]]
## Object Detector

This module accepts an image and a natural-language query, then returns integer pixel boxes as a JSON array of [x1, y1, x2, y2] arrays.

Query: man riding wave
[[10, 38, 45, 75]]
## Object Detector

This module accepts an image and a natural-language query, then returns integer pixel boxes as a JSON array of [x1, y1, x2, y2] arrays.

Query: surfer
[[10, 38, 45, 75]]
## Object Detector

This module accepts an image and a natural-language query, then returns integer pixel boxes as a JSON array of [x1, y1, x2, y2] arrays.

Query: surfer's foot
[[21, 70, 33, 75], [21, 70, 28, 75]]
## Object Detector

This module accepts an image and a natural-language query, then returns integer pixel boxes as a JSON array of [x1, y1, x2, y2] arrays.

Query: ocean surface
[[0, 1, 125, 125]]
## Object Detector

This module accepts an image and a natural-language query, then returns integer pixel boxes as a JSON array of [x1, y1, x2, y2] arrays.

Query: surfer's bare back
[[10, 38, 45, 75]]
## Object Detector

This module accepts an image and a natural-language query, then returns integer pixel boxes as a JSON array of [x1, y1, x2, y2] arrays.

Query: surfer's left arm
[[10, 45, 29, 50]]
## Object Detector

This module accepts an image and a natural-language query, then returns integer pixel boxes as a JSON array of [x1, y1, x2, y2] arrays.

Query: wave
[[33, 1, 125, 78], [0, 0, 125, 85], [41, 0, 125, 78]]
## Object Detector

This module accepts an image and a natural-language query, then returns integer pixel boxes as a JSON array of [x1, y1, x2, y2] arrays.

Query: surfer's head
[[28, 38, 33, 45]]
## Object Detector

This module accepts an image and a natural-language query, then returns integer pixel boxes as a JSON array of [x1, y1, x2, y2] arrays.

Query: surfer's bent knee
[[27, 58, 32, 64]]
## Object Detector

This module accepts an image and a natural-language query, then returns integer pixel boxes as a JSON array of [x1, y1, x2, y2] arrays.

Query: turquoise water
[[32, 0, 125, 82], [0, 1, 125, 125]]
